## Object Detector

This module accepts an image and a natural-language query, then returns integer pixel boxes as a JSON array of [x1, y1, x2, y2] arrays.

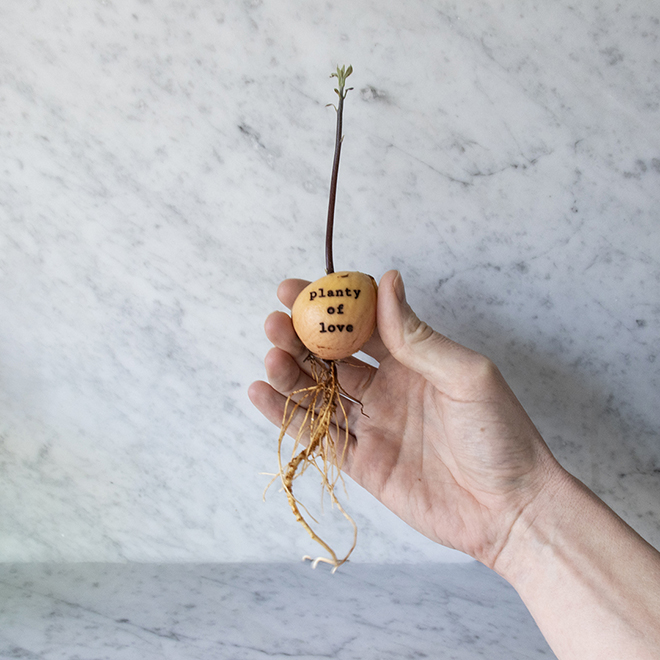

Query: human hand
[[248, 270, 565, 568]]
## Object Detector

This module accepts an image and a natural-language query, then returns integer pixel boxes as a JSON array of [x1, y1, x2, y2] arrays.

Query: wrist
[[491, 463, 578, 585], [491, 464, 660, 659]]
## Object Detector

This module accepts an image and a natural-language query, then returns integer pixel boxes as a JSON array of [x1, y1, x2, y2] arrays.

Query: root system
[[276, 355, 357, 572]]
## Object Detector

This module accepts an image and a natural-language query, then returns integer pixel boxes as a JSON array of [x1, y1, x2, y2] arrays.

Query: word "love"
[[319, 322, 354, 333]]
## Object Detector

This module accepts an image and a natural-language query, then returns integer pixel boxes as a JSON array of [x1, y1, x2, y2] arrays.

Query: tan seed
[[292, 271, 377, 360]]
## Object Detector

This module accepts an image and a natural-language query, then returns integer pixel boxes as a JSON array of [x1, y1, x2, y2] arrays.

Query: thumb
[[377, 270, 488, 393]]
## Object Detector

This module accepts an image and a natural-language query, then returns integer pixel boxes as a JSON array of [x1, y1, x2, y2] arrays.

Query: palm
[[344, 352, 536, 563]]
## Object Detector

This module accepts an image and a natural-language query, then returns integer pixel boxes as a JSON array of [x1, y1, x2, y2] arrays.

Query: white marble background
[[1, 0, 659, 564]]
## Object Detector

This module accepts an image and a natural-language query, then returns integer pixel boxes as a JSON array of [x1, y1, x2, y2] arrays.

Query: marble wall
[[1, 0, 659, 564]]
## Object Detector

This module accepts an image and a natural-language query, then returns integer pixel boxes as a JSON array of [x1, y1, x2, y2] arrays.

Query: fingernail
[[393, 271, 405, 303]]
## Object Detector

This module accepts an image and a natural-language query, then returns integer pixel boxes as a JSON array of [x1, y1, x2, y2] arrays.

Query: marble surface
[[1, 0, 659, 564], [0, 562, 556, 659]]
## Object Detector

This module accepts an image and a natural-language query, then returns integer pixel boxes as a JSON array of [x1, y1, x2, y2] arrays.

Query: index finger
[[277, 278, 310, 309]]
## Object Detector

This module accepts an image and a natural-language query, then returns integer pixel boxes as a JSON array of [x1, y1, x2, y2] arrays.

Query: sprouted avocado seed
[[271, 65, 377, 572]]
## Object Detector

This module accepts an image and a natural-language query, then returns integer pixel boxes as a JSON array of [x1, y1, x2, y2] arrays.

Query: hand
[[249, 270, 565, 568], [250, 270, 660, 658]]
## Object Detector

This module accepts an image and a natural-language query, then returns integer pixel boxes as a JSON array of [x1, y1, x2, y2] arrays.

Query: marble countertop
[[0, 561, 555, 659], [0, 0, 659, 567]]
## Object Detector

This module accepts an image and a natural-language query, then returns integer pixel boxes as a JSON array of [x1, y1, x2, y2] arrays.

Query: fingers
[[277, 278, 309, 308], [377, 270, 493, 399], [265, 311, 308, 363], [265, 346, 316, 397], [248, 380, 288, 429]]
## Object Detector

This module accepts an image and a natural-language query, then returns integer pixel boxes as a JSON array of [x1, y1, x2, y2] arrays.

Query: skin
[[249, 269, 660, 659]]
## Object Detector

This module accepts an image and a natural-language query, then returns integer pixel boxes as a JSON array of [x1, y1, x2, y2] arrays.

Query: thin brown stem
[[325, 65, 353, 275]]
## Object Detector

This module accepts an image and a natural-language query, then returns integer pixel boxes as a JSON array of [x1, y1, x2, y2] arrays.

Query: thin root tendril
[[274, 355, 357, 571]]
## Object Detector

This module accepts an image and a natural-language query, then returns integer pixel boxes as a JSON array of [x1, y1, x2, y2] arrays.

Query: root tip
[[302, 555, 342, 572]]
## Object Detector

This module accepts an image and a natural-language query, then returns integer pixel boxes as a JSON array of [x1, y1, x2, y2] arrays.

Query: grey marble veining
[[0, 0, 659, 565], [0, 562, 555, 659]]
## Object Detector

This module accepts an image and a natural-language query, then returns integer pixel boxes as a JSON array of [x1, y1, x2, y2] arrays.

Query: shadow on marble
[[0, 562, 555, 659]]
